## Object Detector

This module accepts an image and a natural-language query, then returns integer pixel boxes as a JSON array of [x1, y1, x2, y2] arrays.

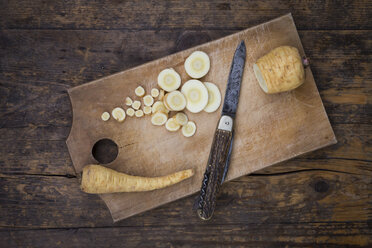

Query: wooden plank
[[0, 30, 370, 142], [0, 0, 371, 30], [0, 170, 370, 228], [0, 123, 370, 175], [1, 222, 371, 248], [65, 15, 337, 222], [0, 29, 370, 176]]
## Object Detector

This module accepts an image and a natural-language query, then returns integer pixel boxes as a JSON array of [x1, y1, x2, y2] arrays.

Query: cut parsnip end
[[101, 112, 110, 121], [143, 106, 152, 115], [125, 96, 133, 106], [151, 88, 159, 98], [135, 86, 145, 97], [152, 101, 169, 114], [126, 108, 135, 117], [143, 95, 154, 107], [203, 82, 222, 113], [158, 90, 165, 101], [165, 118, 181, 132], [184, 51, 210, 79], [164, 91, 187, 111], [174, 112, 188, 126], [157, 68, 181, 92], [132, 100, 141, 110], [151, 112, 168, 126], [182, 121, 196, 137], [112, 107, 126, 122], [135, 110, 144, 118], [181, 79, 209, 113], [254, 46, 305, 94]]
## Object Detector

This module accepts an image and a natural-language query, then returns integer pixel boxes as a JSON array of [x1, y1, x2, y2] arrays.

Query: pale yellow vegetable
[[81, 164, 194, 194], [132, 100, 141, 110], [253, 46, 305, 94], [126, 108, 135, 117], [151, 88, 160, 98], [125, 97, 133, 106], [143, 106, 152, 115], [158, 89, 165, 101], [112, 107, 126, 122], [143, 95, 154, 106], [135, 109, 144, 117], [135, 86, 145, 97], [151, 112, 168, 126], [101, 112, 110, 121], [152, 101, 169, 114]]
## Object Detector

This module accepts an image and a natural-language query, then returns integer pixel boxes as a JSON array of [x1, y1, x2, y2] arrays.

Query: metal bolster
[[217, 115, 233, 132]]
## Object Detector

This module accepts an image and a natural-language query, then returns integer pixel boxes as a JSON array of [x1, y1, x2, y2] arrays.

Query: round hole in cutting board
[[92, 139, 118, 164]]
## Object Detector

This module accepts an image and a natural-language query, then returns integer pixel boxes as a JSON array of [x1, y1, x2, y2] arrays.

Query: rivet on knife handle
[[196, 116, 233, 220]]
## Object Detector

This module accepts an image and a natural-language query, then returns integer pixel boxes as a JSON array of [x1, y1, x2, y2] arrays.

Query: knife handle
[[197, 116, 233, 220]]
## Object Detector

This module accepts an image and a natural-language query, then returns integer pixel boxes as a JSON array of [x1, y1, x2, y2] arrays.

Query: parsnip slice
[[112, 107, 126, 122], [174, 112, 188, 126], [165, 118, 181, 132], [143, 106, 152, 115], [164, 91, 187, 111], [157, 68, 181, 92], [135, 110, 144, 117], [203, 82, 222, 113], [101, 112, 110, 121], [143, 95, 154, 106], [125, 96, 133, 106], [126, 108, 135, 117], [184, 51, 210, 79], [181, 79, 209, 113], [151, 88, 159, 98], [132, 100, 141, 110], [151, 112, 168, 126], [135, 86, 145, 97], [182, 121, 196, 137]]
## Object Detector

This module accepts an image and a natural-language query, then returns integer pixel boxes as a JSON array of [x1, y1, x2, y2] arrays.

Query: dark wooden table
[[0, 1, 371, 247]]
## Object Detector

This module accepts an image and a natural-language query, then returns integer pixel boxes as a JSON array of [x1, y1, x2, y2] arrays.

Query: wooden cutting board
[[66, 13, 336, 222]]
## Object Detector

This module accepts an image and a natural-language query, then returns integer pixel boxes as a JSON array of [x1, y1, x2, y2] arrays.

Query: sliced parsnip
[[184, 51, 210, 79], [158, 89, 165, 101], [143, 95, 154, 106], [125, 96, 133, 106], [203, 82, 222, 113], [181, 79, 209, 113], [182, 121, 196, 137], [157, 68, 181, 92], [164, 91, 187, 111], [126, 108, 135, 117], [174, 112, 188, 126], [152, 101, 169, 114], [132, 100, 141, 110], [151, 88, 159, 98], [112, 107, 126, 122], [165, 118, 181, 132], [143, 106, 152, 115], [135, 110, 144, 117], [151, 112, 168, 126], [135, 86, 145, 97], [101, 112, 110, 121]]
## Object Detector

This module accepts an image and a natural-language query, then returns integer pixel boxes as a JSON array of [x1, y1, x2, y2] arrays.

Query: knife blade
[[195, 41, 246, 220]]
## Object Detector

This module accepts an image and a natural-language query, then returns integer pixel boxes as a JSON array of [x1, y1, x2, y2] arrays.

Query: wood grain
[[65, 15, 336, 222], [1, 0, 371, 246], [1, 222, 371, 248], [0, 0, 371, 30], [1, 170, 371, 228]]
